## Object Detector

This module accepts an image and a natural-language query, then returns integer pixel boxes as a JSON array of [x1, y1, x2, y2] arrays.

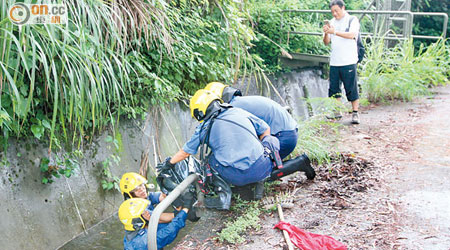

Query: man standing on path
[[323, 0, 361, 124]]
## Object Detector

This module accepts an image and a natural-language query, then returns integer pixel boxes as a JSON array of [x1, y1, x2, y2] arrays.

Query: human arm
[[141, 209, 174, 224], [245, 111, 270, 140], [259, 128, 270, 141], [158, 192, 167, 202], [169, 149, 190, 164], [323, 24, 331, 45], [157, 149, 190, 172], [158, 212, 175, 223], [158, 123, 205, 169], [324, 25, 356, 39], [147, 192, 174, 223]]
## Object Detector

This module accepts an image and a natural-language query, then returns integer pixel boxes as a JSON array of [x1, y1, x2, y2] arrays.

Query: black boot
[[270, 154, 315, 181], [204, 174, 232, 210], [253, 181, 265, 200], [187, 206, 201, 222]]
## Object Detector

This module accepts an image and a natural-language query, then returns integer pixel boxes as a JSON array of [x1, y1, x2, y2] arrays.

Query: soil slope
[[173, 85, 450, 250]]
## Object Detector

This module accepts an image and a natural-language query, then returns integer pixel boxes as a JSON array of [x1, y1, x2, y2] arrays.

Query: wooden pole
[[277, 204, 295, 250]]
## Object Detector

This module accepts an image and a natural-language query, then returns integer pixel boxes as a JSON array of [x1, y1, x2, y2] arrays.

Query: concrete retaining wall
[[0, 68, 329, 250]]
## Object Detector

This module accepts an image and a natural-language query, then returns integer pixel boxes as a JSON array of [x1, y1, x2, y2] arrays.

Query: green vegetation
[[218, 197, 261, 244], [101, 135, 121, 191], [293, 109, 341, 164], [360, 38, 450, 102], [0, 1, 261, 152], [2, 0, 446, 149], [412, 0, 450, 48], [247, 0, 371, 72], [40, 150, 82, 184], [1, 0, 449, 191]]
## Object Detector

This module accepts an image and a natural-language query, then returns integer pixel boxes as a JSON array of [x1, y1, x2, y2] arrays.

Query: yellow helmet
[[190, 89, 222, 122], [118, 198, 150, 231], [204, 82, 226, 98], [120, 172, 147, 199], [204, 82, 241, 103]]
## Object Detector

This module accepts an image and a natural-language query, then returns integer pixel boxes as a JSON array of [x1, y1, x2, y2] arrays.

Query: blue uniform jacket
[[183, 107, 269, 171], [123, 210, 187, 250], [147, 192, 161, 211], [230, 96, 297, 134]]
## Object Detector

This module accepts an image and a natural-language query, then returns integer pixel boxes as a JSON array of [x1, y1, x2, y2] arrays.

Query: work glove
[[157, 157, 175, 172], [181, 191, 195, 210], [172, 197, 183, 208]]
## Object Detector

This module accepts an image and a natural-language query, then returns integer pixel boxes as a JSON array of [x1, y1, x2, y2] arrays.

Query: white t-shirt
[[329, 13, 360, 66]]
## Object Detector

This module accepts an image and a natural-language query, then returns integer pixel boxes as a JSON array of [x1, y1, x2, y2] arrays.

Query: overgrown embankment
[[0, 0, 379, 150], [1, 0, 448, 157]]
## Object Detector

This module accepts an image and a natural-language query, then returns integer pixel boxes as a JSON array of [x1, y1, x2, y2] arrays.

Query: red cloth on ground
[[274, 221, 347, 250]]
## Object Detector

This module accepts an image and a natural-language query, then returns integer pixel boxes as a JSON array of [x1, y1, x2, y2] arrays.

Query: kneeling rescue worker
[[158, 89, 315, 200], [119, 192, 194, 250], [204, 82, 299, 160]]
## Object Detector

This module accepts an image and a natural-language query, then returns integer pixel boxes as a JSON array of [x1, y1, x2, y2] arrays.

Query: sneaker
[[326, 111, 342, 120], [351, 112, 360, 124]]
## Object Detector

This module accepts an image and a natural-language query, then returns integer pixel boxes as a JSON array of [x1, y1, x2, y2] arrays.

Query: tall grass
[[360, 38, 450, 103], [292, 116, 341, 165], [0, 1, 274, 153], [0, 0, 174, 150]]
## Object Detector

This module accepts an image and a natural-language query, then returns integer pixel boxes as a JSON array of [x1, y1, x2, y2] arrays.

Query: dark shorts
[[329, 64, 359, 101], [274, 129, 298, 160]]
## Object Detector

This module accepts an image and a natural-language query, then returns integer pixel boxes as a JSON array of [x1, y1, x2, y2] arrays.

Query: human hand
[[172, 197, 183, 208], [326, 26, 335, 35], [142, 210, 151, 220], [181, 191, 195, 210], [157, 157, 175, 172]]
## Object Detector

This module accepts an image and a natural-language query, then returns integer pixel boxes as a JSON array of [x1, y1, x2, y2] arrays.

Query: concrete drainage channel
[[1, 69, 330, 249], [59, 174, 199, 250], [58, 206, 227, 250]]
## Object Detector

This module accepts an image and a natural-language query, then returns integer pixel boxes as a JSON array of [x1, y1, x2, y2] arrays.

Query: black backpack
[[346, 16, 365, 63]]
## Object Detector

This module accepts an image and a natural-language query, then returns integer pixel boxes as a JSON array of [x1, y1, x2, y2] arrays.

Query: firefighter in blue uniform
[[204, 82, 298, 160], [159, 89, 315, 201], [161, 89, 278, 187], [120, 172, 175, 223], [118, 195, 193, 250]]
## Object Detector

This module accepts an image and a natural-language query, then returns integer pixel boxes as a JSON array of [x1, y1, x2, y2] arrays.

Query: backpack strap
[[346, 16, 355, 32], [198, 104, 233, 163]]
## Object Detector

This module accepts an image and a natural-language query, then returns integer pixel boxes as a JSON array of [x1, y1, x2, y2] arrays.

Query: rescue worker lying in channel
[[120, 172, 175, 223], [119, 193, 194, 250], [159, 89, 315, 200], [204, 82, 298, 160]]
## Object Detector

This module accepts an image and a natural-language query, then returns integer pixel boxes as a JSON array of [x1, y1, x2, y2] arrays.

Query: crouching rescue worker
[[120, 172, 175, 223], [119, 192, 194, 250], [159, 89, 315, 201], [204, 82, 298, 160]]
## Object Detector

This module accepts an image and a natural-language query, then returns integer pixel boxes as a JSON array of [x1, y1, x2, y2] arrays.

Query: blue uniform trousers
[[274, 128, 298, 159], [208, 135, 280, 186]]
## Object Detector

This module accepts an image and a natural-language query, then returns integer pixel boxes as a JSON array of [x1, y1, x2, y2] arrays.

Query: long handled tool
[[277, 203, 295, 250]]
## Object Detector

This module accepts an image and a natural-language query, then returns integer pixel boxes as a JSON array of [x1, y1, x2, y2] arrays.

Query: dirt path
[[174, 85, 450, 250], [338, 85, 450, 250]]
